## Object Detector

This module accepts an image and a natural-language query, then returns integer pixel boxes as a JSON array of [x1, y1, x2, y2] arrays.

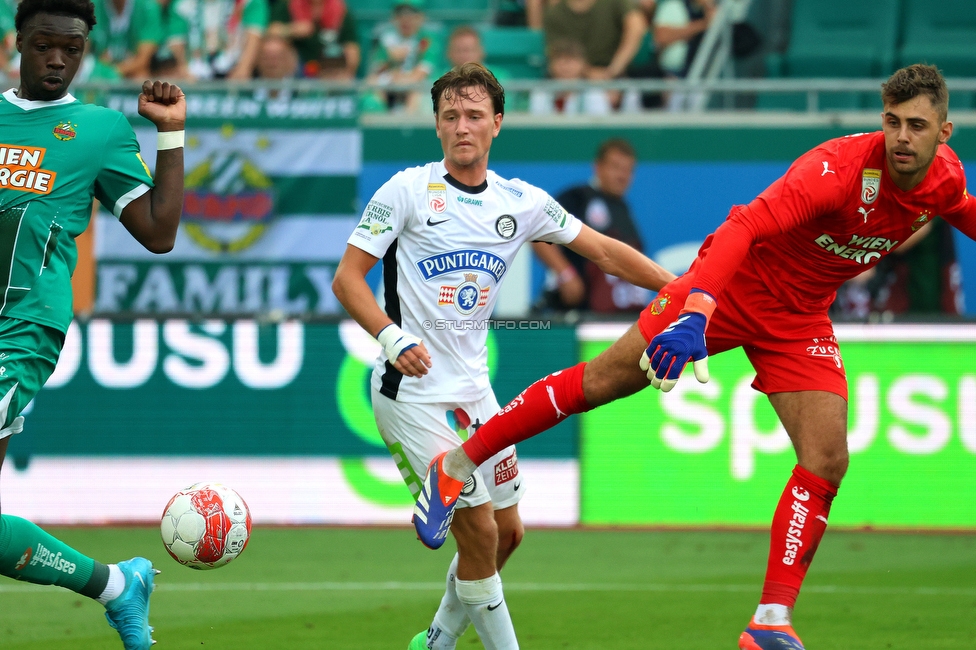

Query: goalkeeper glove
[[376, 323, 422, 364], [639, 289, 714, 392]]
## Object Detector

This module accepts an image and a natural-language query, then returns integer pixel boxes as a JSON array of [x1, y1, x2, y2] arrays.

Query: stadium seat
[[425, 0, 492, 23], [350, 0, 395, 23], [898, 0, 976, 108], [784, 0, 899, 78], [759, 0, 899, 110], [899, 0, 976, 75], [478, 27, 546, 79], [351, 0, 491, 26]]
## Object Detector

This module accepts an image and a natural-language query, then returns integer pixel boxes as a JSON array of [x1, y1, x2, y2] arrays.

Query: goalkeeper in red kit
[[411, 63, 976, 649]]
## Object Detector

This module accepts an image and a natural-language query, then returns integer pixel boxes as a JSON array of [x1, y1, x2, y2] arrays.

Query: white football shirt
[[348, 160, 583, 403]]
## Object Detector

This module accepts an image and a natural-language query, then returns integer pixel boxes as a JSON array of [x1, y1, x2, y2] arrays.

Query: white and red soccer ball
[[160, 482, 252, 570]]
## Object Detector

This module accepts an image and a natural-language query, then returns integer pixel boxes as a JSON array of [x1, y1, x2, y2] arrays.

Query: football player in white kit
[[332, 63, 675, 650]]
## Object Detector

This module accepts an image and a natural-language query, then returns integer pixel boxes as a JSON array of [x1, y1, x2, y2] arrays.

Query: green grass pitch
[[0, 527, 973, 649]]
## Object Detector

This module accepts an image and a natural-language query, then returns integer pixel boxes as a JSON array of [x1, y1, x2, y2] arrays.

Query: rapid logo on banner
[[93, 91, 361, 315]]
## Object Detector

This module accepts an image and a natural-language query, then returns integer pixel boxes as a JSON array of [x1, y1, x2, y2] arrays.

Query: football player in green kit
[[0, 0, 185, 647]]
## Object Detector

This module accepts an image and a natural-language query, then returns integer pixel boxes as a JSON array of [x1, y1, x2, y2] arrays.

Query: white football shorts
[[371, 386, 525, 510]]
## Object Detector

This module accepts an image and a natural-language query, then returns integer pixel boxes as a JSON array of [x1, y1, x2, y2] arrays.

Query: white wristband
[[157, 130, 185, 150], [376, 323, 421, 363]]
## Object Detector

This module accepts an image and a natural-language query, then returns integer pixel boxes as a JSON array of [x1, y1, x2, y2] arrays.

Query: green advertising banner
[[9, 319, 576, 461], [579, 324, 976, 529], [4, 318, 579, 525]]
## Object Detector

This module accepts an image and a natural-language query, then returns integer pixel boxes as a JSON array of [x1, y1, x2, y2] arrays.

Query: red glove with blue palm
[[639, 289, 716, 392]]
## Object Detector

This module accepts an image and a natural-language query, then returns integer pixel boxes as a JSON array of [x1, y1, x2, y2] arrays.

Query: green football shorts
[[0, 317, 63, 439]]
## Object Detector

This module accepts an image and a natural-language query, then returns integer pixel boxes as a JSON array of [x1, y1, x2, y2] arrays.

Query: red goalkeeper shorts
[[638, 269, 848, 400]]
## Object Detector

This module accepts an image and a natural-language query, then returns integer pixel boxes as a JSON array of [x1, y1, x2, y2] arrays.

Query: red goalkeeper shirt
[[689, 131, 976, 314]]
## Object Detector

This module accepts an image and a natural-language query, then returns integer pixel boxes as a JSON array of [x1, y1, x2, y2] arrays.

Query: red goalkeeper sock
[[462, 362, 591, 466], [760, 465, 838, 608]]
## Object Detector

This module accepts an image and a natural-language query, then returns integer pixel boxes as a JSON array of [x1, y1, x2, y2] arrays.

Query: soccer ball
[[160, 482, 252, 570]]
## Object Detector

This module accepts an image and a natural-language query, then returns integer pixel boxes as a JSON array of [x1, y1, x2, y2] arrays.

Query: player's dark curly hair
[[15, 0, 97, 34], [882, 64, 948, 121], [431, 62, 505, 116]]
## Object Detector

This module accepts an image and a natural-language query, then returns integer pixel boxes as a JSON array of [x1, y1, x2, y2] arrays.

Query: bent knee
[[824, 448, 850, 483], [803, 447, 849, 486]]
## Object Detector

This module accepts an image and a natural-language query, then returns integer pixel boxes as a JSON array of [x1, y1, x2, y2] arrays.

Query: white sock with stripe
[[455, 572, 518, 650]]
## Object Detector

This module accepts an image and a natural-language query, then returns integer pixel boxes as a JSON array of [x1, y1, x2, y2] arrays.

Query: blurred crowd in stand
[[0, 0, 776, 114], [0, 0, 958, 317]]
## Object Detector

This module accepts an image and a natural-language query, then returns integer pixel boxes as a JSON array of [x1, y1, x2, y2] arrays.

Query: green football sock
[[0, 514, 109, 598]]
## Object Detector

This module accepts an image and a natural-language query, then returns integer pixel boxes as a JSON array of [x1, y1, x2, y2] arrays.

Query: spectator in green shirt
[[168, 0, 269, 80], [366, 0, 442, 111], [0, 0, 15, 75], [267, 0, 359, 80], [90, 0, 162, 79]]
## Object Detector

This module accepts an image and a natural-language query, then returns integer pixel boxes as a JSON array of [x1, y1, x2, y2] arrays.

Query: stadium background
[[5, 109, 975, 531], [2, 1, 976, 647]]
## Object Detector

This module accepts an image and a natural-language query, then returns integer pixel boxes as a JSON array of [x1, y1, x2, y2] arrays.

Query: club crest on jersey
[[417, 249, 507, 283], [438, 273, 489, 315], [649, 292, 671, 316], [428, 183, 447, 213], [495, 214, 517, 239], [52, 122, 77, 141], [861, 168, 881, 204], [911, 210, 932, 232]]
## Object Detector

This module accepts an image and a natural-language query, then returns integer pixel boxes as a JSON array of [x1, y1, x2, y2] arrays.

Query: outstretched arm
[[644, 146, 845, 392], [564, 223, 675, 291], [942, 191, 976, 242], [119, 81, 185, 254]]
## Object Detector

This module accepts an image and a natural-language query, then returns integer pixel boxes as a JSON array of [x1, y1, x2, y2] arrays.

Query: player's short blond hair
[[882, 64, 949, 122], [431, 62, 505, 116]]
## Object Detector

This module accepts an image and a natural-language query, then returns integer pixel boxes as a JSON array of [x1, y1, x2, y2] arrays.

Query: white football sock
[[425, 553, 469, 649], [443, 448, 477, 481], [455, 573, 518, 650], [753, 603, 792, 626], [96, 564, 126, 605]]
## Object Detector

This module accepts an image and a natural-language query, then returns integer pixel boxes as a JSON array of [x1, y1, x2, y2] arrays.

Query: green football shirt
[[0, 89, 154, 333]]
